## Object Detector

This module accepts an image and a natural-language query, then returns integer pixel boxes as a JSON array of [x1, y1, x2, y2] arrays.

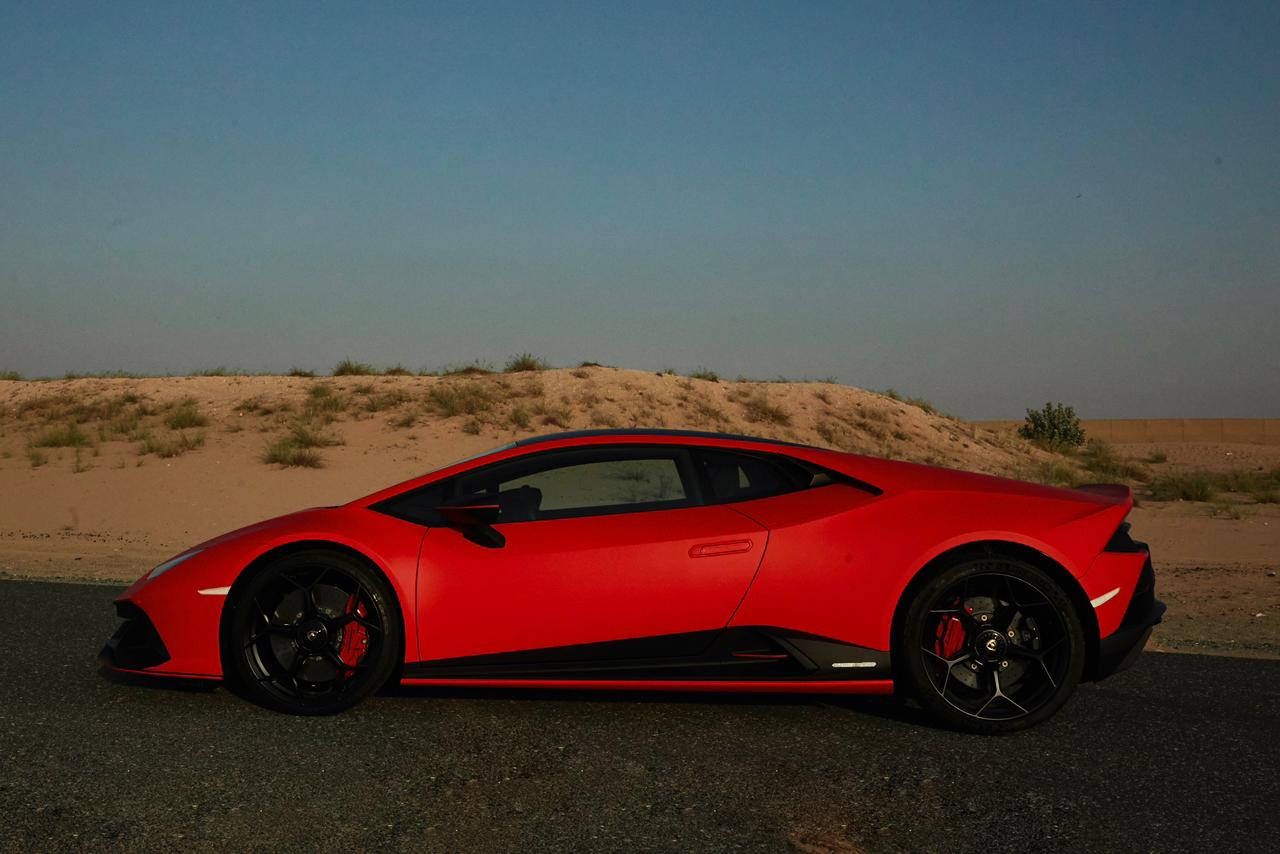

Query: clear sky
[[2, 2, 1277, 418]]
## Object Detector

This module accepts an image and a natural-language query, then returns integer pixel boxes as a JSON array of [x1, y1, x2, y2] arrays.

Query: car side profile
[[101, 429, 1164, 733]]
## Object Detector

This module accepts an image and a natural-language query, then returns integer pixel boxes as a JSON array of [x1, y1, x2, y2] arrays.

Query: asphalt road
[[1, 581, 1277, 853]]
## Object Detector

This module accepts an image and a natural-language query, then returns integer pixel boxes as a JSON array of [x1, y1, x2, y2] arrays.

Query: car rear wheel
[[900, 556, 1085, 734], [223, 550, 401, 715]]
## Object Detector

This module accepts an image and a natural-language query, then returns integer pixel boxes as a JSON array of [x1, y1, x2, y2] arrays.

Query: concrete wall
[[972, 419, 1280, 445]]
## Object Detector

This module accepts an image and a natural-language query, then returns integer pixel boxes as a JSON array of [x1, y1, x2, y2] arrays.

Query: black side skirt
[[402, 627, 891, 682]]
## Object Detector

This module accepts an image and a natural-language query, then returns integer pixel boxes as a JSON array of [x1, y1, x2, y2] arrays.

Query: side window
[[696, 450, 816, 504], [451, 448, 699, 522]]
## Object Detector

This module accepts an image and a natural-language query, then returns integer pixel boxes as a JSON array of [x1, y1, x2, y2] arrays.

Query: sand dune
[[1, 368, 1275, 658]]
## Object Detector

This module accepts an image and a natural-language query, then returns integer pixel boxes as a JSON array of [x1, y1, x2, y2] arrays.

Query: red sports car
[[101, 429, 1164, 733]]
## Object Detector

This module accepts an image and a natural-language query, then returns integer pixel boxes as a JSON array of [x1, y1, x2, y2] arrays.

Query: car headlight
[[147, 549, 203, 580]]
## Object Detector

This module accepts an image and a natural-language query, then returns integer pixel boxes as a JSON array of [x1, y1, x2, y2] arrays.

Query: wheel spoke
[[920, 570, 1073, 722], [333, 612, 381, 633]]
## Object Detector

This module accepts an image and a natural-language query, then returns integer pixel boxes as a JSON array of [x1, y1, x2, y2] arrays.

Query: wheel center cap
[[297, 619, 330, 651], [973, 628, 1007, 662]]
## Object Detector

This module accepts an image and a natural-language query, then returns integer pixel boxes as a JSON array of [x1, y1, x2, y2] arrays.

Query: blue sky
[[2, 1, 1277, 417]]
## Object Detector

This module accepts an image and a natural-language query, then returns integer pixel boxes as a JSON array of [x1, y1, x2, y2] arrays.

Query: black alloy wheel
[[224, 550, 401, 715], [900, 556, 1085, 734]]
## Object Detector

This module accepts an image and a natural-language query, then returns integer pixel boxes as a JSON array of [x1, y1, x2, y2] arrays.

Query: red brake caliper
[[337, 594, 370, 678], [934, 598, 967, 659]]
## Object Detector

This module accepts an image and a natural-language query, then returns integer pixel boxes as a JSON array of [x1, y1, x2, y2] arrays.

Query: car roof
[[512, 428, 814, 450]]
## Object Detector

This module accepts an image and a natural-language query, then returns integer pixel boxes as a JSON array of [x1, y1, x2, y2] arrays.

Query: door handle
[[688, 539, 754, 558]]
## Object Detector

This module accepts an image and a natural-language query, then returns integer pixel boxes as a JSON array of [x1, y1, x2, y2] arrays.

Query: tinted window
[[696, 449, 816, 504], [450, 447, 699, 522]]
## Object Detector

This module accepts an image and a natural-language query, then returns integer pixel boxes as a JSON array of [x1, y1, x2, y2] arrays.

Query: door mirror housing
[[435, 500, 505, 548]]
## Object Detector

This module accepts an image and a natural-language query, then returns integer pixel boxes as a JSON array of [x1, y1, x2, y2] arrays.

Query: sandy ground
[[1, 371, 1275, 658]]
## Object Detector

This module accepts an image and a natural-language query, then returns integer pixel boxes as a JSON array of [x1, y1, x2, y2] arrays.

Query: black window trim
[[371, 443, 879, 527]]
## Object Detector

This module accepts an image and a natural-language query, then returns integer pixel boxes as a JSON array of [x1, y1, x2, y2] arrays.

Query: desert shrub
[[855, 418, 887, 441], [442, 361, 495, 376], [288, 367, 317, 378], [390, 411, 416, 429], [509, 407, 532, 429], [1144, 450, 1168, 464], [588, 409, 620, 428], [383, 364, 413, 376], [504, 353, 550, 372], [237, 396, 275, 415], [332, 358, 378, 376], [461, 419, 483, 435], [0, 370, 21, 381], [286, 422, 342, 449], [1148, 472, 1215, 502], [32, 423, 91, 448], [907, 396, 946, 417], [192, 366, 228, 376], [737, 393, 791, 426], [1209, 468, 1280, 494], [28, 449, 47, 467], [1028, 459, 1082, 487], [139, 431, 206, 458], [304, 385, 346, 419], [262, 437, 324, 468], [532, 401, 572, 428], [363, 388, 412, 412], [1079, 441, 1149, 482], [427, 383, 494, 417], [688, 367, 720, 382], [1253, 490, 1279, 504], [165, 399, 208, 430], [1018, 402, 1085, 450]]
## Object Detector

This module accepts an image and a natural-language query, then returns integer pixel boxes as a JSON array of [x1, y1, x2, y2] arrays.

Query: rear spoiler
[[1074, 483, 1133, 506]]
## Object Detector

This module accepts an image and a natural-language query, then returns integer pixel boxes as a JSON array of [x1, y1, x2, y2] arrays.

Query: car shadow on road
[[385, 683, 944, 729], [97, 665, 219, 694]]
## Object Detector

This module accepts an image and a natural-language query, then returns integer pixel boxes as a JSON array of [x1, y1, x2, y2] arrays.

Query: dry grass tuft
[[427, 383, 495, 418], [32, 423, 92, 448], [165, 398, 208, 430], [332, 358, 378, 376], [735, 393, 791, 426], [139, 431, 206, 458], [504, 353, 551, 372]]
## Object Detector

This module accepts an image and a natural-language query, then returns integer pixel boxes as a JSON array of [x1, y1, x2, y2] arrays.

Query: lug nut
[[999, 660, 1009, 669], [979, 615, 989, 623], [968, 662, 980, 671], [1008, 630, 1017, 639]]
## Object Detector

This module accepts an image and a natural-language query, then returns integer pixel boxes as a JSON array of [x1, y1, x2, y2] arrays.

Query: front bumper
[[100, 602, 171, 671], [1094, 556, 1166, 680]]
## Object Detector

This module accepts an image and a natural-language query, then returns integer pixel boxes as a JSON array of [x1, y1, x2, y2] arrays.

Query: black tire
[[899, 555, 1085, 734], [223, 550, 402, 715]]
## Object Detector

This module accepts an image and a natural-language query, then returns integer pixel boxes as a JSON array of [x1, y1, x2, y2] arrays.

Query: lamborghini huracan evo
[[101, 429, 1164, 733]]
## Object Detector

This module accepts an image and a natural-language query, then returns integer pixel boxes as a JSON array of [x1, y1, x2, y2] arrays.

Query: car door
[[414, 446, 768, 666]]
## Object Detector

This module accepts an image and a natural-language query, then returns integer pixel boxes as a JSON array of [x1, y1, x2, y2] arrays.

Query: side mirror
[[435, 501, 506, 548]]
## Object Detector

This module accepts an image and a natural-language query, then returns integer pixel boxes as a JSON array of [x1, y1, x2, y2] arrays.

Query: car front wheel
[[223, 550, 401, 715]]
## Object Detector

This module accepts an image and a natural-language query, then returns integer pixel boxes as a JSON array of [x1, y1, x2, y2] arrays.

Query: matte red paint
[[107, 431, 1149, 694]]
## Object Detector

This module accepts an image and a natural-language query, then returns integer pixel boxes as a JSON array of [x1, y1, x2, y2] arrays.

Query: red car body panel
[[416, 504, 767, 662], [102, 430, 1159, 695]]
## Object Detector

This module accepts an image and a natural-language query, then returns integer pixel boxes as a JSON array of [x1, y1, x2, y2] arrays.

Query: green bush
[[1018, 402, 1085, 450], [504, 353, 550, 372], [1148, 472, 1215, 502], [1079, 441, 1148, 482], [332, 358, 378, 376]]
